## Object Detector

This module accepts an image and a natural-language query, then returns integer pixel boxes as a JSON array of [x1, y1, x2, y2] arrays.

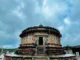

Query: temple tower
[[16, 25, 65, 55]]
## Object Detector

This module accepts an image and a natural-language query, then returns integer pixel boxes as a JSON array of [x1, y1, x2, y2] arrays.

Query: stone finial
[[39, 24, 43, 27]]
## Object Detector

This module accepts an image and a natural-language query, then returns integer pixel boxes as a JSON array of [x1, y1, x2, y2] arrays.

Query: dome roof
[[20, 25, 62, 37]]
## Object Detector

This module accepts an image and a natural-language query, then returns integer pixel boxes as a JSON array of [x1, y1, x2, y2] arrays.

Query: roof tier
[[20, 25, 62, 37]]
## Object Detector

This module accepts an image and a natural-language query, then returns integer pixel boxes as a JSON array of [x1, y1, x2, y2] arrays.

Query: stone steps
[[34, 56, 48, 60]]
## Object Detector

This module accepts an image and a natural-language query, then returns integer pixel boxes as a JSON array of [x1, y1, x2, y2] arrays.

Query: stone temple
[[4, 25, 76, 60]]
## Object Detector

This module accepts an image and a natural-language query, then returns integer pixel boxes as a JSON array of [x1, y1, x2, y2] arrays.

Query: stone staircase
[[34, 56, 48, 60], [34, 46, 49, 60], [37, 46, 45, 55]]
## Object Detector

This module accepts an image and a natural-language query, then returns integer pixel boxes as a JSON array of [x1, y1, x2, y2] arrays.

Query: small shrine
[[4, 25, 76, 60]]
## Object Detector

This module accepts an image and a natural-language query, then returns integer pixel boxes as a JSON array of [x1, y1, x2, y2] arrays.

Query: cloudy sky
[[0, 0, 80, 48]]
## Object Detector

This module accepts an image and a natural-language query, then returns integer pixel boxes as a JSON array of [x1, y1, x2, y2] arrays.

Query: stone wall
[[21, 32, 61, 47]]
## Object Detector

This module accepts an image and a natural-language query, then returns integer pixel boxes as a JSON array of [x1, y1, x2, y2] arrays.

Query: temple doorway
[[39, 37, 43, 45], [37, 37, 45, 54]]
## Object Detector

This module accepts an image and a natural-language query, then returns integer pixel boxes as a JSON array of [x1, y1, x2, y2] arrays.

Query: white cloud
[[42, 6, 54, 18], [43, 0, 47, 7], [20, 2, 25, 8], [11, 1, 25, 20], [64, 18, 71, 25], [12, 5, 26, 19], [3, 45, 17, 48], [12, 10, 25, 19], [35, 0, 70, 21]]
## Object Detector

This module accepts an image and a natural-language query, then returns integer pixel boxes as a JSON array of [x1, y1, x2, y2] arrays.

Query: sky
[[0, 0, 80, 48]]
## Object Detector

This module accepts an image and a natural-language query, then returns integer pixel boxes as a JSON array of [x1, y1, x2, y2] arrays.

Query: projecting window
[[39, 37, 43, 45]]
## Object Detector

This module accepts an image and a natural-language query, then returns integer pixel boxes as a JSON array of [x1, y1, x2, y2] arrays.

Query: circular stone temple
[[18, 25, 64, 55], [4, 25, 76, 60]]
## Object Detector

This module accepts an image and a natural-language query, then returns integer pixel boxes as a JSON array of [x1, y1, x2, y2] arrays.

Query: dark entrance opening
[[39, 37, 43, 45]]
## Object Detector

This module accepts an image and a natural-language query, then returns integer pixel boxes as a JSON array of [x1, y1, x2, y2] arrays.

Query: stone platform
[[4, 53, 77, 60]]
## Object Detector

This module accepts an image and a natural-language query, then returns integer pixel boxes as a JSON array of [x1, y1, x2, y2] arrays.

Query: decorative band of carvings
[[46, 43, 61, 46], [20, 43, 35, 46]]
